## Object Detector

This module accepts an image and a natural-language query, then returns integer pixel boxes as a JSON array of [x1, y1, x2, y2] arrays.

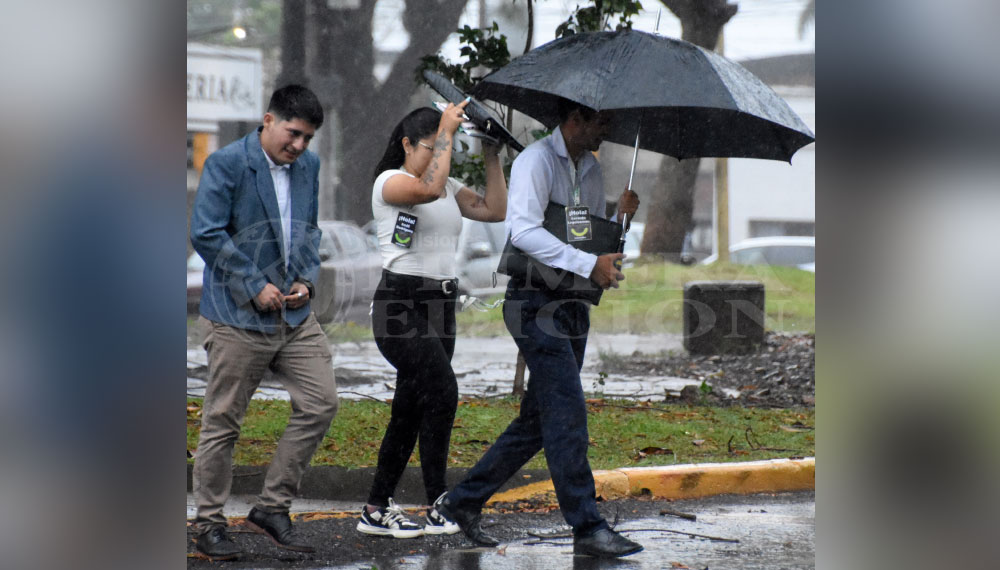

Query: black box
[[683, 281, 765, 354]]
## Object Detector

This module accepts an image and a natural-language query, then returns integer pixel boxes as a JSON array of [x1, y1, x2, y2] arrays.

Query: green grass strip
[[187, 397, 814, 470]]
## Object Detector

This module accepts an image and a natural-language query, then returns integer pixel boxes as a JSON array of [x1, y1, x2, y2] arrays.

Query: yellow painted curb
[[486, 470, 629, 505], [484, 458, 814, 504], [618, 457, 815, 499]]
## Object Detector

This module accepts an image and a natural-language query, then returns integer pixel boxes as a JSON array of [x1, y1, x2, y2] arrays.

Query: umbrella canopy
[[471, 30, 814, 162]]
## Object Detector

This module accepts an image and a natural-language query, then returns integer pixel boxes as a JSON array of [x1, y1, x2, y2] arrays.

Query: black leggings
[[367, 270, 459, 507]]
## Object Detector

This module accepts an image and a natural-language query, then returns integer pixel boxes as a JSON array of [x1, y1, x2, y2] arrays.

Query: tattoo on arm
[[420, 132, 450, 186]]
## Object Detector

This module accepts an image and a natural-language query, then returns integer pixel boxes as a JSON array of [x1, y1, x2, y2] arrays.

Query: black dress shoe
[[246, 507, 315, 553], [573, 528, 643, 558], [438, 495, 500, 547], [195, 525, 242, 561]]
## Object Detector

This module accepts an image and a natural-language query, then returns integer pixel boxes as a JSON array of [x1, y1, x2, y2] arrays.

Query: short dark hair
[[267, 84, 324, 128], [557, 98, 597, 123]]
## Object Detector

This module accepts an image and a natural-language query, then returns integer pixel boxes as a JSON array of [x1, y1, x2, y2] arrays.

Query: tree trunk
[[276, 0, 307, 88], [643, 0, 737, 261], [643, 157, 700, 261], [309, 0, 468, 226]]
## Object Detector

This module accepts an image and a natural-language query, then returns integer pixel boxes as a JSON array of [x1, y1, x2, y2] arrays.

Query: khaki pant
[[193, 314, 338, 530]]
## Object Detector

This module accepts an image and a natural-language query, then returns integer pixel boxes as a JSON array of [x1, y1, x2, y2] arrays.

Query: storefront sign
[[187, 43, 262, 130]]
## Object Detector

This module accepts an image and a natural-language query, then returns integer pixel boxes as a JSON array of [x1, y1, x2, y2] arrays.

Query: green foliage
[[530, 128, 553, 141], [556, 0, 644, 38], [592, 370, 608, 396], [417, 22, 514, 189], [417, 22, 511, 92], [448, 141, 503, 191]]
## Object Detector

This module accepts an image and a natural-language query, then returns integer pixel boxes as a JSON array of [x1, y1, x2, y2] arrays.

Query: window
[[749, 220, 815, 238]]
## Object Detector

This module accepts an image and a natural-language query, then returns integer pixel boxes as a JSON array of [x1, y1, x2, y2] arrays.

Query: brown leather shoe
[[245, 507, 315, 553]]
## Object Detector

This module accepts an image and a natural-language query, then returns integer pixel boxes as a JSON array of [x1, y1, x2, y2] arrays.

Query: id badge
[[565, 206, 592, 242], [392, 212, 418, 248]]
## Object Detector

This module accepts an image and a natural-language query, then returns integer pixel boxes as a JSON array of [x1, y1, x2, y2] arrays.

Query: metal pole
[[619, 128, 641, 254], [627, 128, 640, 191]]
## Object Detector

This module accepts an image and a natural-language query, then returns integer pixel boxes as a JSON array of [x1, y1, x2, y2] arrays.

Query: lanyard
[[566, 158, 582, 207]]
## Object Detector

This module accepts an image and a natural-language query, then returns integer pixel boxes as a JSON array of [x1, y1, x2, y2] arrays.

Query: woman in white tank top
[[357, 103, 508, 538]]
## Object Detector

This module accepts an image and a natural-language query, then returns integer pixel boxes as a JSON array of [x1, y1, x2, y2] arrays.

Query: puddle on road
[[315, 501, 814, 569], [187, 333, 740, 401]]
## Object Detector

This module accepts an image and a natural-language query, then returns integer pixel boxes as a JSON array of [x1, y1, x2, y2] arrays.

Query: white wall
[[727, 91, 815, 244]]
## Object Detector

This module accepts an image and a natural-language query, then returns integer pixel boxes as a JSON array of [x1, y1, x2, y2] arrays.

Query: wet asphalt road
[[187, 492, 814, 569]]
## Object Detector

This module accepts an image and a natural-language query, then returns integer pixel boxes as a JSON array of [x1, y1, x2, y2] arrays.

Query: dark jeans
[[368, 270, 459, 506], [446, 282, 608, 536]]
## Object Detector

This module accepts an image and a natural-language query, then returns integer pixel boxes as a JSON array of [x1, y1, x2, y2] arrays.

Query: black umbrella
[[471, 29, 815, 163]]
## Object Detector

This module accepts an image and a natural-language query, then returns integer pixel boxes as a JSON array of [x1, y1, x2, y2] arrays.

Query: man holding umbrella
[[439, 99, 643, 558]]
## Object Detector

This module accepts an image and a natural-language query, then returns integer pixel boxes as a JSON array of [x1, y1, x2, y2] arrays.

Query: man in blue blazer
[[190, 85, 338, 560]]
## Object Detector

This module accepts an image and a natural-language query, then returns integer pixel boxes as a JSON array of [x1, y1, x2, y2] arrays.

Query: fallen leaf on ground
[[634, 446, 674, 461]]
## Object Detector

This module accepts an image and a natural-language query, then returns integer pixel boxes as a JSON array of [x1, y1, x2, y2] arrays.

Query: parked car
[[700, 236, 815, 272], [313, 220, 383, 324], [186, 220, 383, 324], [455, 219, 509, 298]]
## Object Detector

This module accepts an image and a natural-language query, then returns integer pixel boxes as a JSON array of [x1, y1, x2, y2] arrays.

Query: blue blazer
[[190, 128, 323, 333]]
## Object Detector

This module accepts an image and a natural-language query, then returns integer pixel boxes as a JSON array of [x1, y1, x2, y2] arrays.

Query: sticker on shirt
[[392, 212, 418, 248], [565, 206, 592, 242]]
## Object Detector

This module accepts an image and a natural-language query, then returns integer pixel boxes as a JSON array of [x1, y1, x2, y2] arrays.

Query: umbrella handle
[[615, 128, 640, 271], [613, 211, 629, 270]]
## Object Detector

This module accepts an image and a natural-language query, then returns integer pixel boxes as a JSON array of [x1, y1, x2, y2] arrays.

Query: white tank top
[[371, 169, 464, 279]]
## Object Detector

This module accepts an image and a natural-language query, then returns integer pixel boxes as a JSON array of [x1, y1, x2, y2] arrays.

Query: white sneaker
[[423, 492, 460, 535], [356, 498, 424, 538]]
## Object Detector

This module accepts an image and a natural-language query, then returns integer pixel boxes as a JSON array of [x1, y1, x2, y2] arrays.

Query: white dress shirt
[[505, 126, 613, 279], [262, 149, 292, 268]]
